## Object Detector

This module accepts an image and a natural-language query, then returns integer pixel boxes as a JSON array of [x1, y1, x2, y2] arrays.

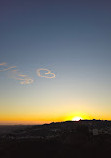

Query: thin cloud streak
[[0, 62, 16, 72], [0, 66, 16, 72], [0, 62, 7, 66]]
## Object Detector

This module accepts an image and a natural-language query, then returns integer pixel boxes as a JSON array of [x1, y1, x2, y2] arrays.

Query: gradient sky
[[0, 0, 111, 124]]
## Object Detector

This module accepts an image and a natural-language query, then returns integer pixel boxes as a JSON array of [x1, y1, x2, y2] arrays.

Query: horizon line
[[0, 119, 111, 126]]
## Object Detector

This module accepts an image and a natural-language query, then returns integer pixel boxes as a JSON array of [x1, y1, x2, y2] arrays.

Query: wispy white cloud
[[18, 74, 27, 77], [0, 62, 55, 85], [0, 62, 7, 66], [0, 62, 16, 72], [0, 62, 34, 85], [20, 78, 33, 85], [0, 66, 16, 72], [11, 70, 34, 85], [37, 68, 56, 78]]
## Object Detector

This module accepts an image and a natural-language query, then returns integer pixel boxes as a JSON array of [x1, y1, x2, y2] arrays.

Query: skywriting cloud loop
[[37, 68, 56, 78]]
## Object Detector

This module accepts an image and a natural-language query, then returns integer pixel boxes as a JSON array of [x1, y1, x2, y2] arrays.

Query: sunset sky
[[0, 0, 111, 124]]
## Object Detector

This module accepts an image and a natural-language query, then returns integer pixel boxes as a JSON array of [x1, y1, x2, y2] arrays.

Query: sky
[[0, 0, 111, 124]]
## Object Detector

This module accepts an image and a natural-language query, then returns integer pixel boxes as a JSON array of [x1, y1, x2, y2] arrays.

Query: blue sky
[[0, 0, 111, 124]]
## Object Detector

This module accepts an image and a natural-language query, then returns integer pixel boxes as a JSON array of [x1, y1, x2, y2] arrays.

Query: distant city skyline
[[0, 0, 111, 124]]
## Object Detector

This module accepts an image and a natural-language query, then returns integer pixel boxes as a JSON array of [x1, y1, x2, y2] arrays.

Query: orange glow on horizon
[[0, 111, 111, 125]]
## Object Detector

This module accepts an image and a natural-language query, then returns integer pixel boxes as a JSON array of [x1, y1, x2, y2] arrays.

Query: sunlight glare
[[72, 116, 83, 121]]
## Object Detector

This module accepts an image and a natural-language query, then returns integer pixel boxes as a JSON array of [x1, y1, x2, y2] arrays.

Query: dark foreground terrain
[[0, 120, 111, 158]]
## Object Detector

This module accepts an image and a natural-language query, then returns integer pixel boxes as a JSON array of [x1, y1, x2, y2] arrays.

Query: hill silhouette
[[0, 120, 111, 158]]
